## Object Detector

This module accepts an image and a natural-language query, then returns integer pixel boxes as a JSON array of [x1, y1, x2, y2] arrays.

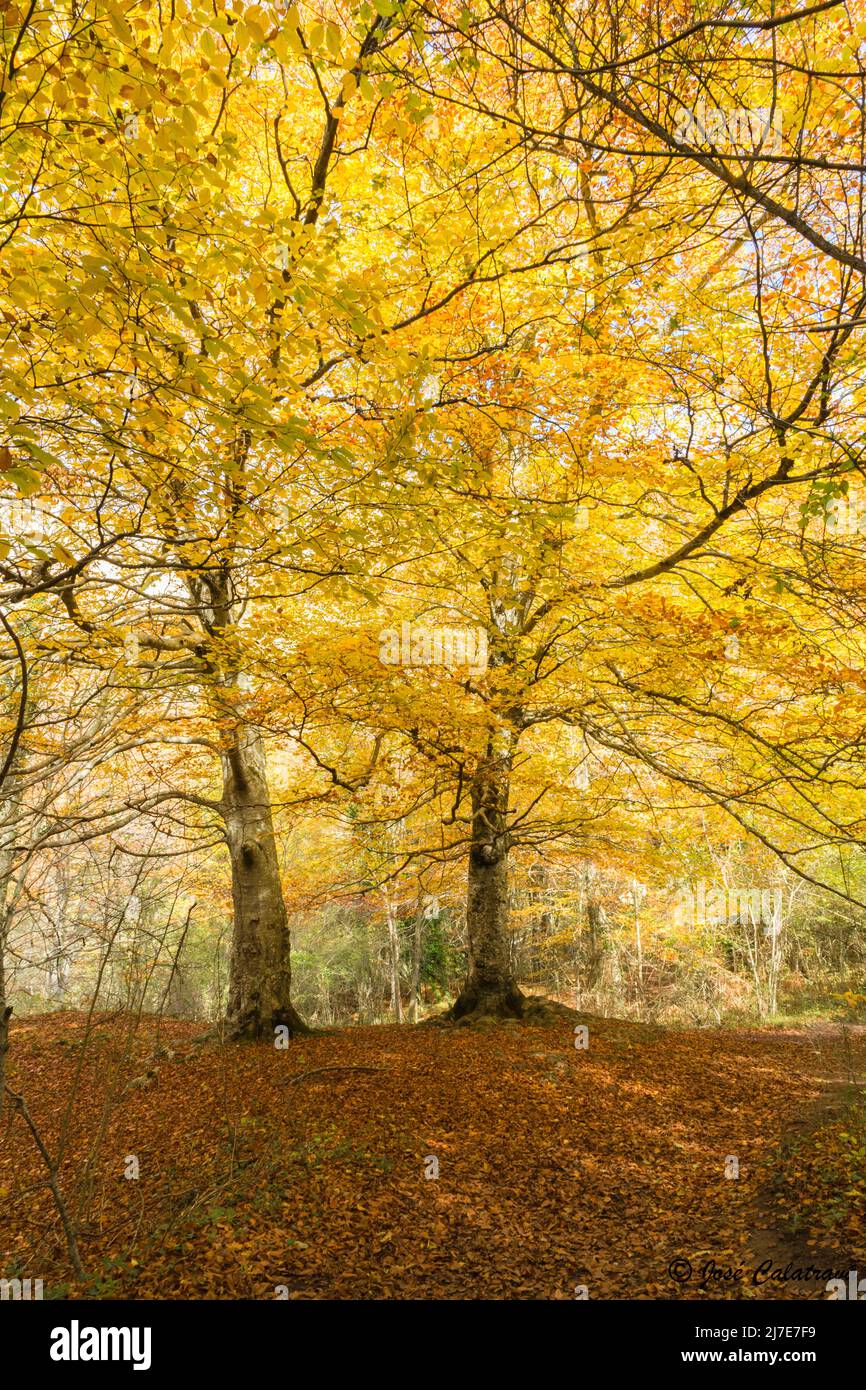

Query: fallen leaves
[[1, 1011, 864, 1300]]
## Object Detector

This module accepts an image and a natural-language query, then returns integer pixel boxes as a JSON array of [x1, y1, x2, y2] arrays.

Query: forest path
[[2, 1011, 865, 1298]]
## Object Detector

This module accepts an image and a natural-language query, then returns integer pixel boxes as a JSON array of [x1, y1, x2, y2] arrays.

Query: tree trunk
[[585, 866, 607, 991], [450, 735, 523, 1019], [0, 815, 18, 1117], [633, 878, 644, 1017], [409, 902, 423, 1023], [221, 722, 308, 1039], [0, 987, 10, 1119], [386, 900, 403, 1023]]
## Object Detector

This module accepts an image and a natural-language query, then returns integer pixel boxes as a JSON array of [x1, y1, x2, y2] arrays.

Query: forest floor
[[2, 1008, 865, 1299]]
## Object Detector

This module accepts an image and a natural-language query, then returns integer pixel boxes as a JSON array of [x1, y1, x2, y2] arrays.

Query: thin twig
[[4, 1085, 86, 1278]]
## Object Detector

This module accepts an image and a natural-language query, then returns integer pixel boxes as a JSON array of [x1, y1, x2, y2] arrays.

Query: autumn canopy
[[2, 0, 866, 1040]]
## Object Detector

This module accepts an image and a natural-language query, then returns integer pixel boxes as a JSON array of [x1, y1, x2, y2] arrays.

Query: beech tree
[[247, 0, 866, 1017]]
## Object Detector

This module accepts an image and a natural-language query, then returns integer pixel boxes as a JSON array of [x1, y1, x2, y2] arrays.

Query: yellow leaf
[[108, 10, 133, 45]]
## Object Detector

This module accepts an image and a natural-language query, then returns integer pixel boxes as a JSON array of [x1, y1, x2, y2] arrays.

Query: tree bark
[[385, 898, 403, 1023], [584, 864, 609, 992], [408, 902, 423, 1023], [0, 810, 18, 1118], [0, 997, 11, 1119], [450, 734, 524, 1019], [221, 722, 308, 1039]]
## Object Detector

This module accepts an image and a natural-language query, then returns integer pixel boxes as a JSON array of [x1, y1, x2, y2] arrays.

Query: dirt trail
[[742, 1024, 865, 1299]]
